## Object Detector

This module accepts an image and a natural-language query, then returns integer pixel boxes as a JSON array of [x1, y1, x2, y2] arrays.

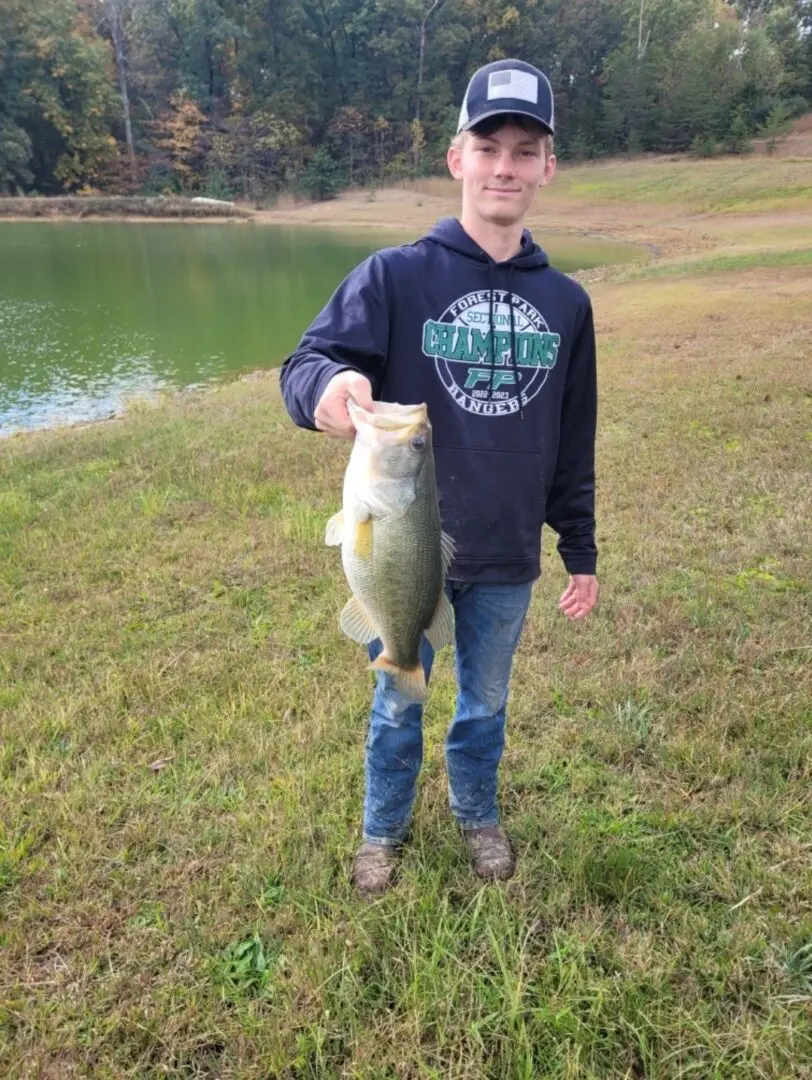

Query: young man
[[280, 58, 598, 897]]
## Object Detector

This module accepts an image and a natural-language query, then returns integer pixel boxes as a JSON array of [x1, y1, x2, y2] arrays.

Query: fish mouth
[[349, 400, 428, 437]]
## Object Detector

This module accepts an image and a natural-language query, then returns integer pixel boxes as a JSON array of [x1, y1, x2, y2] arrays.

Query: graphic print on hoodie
[[280, 217, 597, 584]]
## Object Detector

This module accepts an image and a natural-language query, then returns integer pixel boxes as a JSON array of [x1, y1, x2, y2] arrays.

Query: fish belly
[[343, 502, 442, 668]]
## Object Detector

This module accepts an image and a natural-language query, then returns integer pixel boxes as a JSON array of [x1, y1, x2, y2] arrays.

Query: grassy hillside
[[411, 154, 812, 215], [546, 156, 812, 214], [1, 152, 810, 1078]]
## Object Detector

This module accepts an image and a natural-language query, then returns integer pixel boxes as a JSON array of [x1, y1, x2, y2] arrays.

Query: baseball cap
[[457, 59, 555, 136]]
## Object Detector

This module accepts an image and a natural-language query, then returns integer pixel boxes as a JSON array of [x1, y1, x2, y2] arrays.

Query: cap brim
[[459, 107, 553, 136]]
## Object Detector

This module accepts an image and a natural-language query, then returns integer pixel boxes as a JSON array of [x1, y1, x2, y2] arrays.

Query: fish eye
[[410, 434, 427, 451]]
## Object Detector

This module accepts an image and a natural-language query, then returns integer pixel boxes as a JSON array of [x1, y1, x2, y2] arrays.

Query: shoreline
[[0, 214, 252, 224], [0, 368, 281, 443], [0, 209, 658, 265], [0, 194, 253, 222]]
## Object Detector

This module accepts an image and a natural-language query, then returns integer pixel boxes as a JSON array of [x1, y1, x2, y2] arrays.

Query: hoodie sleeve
[[545, 300, 598, 575], [279, 253, 390, 430]]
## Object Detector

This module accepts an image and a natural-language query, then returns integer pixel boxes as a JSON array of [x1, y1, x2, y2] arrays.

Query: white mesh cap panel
[[486, 68, 539, 104], [457, 90, 469, 131]]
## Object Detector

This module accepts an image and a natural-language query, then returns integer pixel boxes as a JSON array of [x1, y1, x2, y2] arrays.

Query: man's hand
[[314, 371, 374, 439], [558, 574, 598, 620]]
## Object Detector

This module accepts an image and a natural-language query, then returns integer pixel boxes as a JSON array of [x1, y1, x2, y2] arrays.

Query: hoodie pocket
[[435, 445, 546, 564]]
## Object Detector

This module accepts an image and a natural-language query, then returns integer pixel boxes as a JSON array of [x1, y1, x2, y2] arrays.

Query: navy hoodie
[[280, 217, 597, 584]]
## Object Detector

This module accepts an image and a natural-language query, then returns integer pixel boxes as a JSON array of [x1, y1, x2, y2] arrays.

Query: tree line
[[1, 0, 809, 199]]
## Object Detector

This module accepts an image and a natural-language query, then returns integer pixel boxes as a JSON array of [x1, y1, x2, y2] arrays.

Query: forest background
[[1, 0, 810, 203]]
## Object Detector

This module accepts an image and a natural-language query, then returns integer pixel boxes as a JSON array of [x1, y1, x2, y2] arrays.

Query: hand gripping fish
[[325, 399, 455, 702]]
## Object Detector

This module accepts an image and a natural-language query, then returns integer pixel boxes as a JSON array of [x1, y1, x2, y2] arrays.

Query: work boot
[[351, 841, 399, 898], [462, 825, 516, 880]]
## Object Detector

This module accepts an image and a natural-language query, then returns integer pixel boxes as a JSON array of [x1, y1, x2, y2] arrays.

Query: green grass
[[552, 157, 812, 214], [1, 240, 811, 1074], [616, 246, 812, 281]]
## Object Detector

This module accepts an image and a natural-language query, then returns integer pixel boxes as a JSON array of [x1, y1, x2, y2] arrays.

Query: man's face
[[447, 120, 556, 227]]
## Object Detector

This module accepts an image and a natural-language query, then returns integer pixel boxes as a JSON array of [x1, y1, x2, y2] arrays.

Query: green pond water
[[0, 222, 642, 435]]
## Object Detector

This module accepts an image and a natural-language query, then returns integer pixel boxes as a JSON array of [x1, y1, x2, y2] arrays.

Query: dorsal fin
[[440, 531, 455, 575]]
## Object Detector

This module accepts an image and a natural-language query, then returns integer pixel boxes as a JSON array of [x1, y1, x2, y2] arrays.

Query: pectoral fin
[[339, 596, 378, 644], [325, 510, 345, 546], [425, 591, 455, 651]]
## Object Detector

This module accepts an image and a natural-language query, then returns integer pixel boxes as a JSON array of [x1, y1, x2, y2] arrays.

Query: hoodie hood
[[425, 217, 549, 270]]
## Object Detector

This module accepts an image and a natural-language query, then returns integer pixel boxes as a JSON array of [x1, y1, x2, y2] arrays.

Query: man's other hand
[[314, 371, 374, 438], [558, 574, 598, 620]]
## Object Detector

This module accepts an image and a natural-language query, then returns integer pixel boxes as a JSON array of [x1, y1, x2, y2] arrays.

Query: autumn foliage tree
[[0, 0, 809, 197], [152, 90, 206, 192], [0, 0, 116, 193], [328, 107, 369, 187], [208, 108, 304, 199]]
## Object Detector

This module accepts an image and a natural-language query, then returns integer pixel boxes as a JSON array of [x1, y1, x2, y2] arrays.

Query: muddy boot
[[462, 825, 516, 880], [351, 841, 399, 898]]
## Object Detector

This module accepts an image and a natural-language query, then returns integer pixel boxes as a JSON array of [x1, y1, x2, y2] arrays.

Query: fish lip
[[371, 401, 426, 415], [349, 400, 427, 417], [356, 419, 430, 446], [349, 400, 429, 434]]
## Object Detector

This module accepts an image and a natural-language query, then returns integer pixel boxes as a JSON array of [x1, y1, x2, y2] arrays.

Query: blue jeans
[[363, 581, 533, 845]]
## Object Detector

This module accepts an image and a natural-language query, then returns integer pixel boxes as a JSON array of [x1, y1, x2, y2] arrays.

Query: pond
[[0, 222, 643, 435]]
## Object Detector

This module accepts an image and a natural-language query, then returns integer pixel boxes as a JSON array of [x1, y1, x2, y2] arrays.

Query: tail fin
[[370, 655, 427, 703]]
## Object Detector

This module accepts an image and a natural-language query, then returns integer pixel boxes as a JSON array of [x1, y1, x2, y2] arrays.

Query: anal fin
[[339, 596, 378, 644]]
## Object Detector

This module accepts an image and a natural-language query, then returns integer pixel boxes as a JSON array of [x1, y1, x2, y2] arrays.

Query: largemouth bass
[[325, 400, 455, 702]]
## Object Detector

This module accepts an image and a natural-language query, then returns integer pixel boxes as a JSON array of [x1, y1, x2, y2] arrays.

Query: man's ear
[[447, 145, 464, 180], [539, 153, 557, 187]]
